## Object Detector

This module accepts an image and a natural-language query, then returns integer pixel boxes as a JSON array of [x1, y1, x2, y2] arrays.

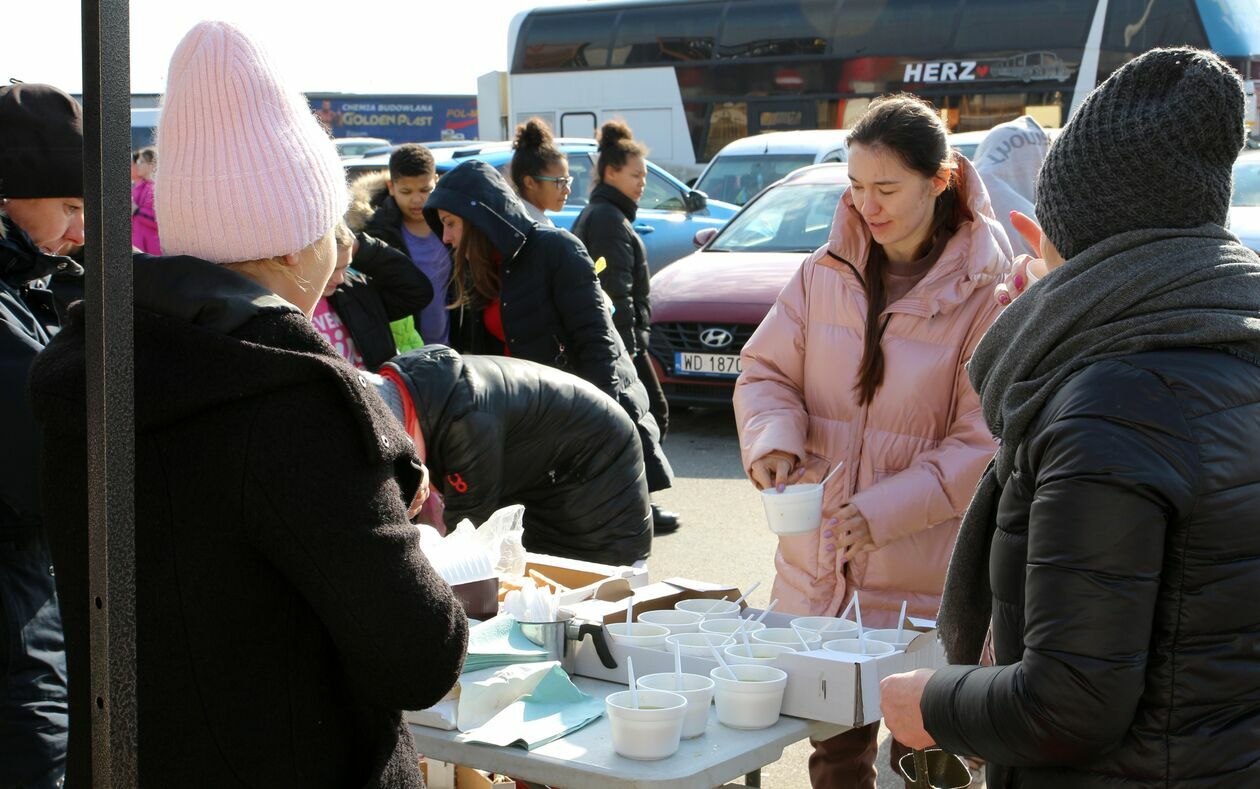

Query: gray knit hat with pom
[[1035, 48, 1244, 260]]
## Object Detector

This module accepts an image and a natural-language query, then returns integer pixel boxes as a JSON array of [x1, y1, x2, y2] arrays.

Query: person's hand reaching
[[749, 451, 804, 492]]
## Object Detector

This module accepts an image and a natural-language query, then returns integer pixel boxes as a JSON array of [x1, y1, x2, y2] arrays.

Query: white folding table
[[409, 676, 848, 789]]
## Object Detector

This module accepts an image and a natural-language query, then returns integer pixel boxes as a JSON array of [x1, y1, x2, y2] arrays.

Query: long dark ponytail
[[846, 94, 973, 406]]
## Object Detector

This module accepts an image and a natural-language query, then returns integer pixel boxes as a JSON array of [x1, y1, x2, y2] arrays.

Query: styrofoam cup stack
[[637, 673, 715, 739], [723, 643, 794, 666], [666, 632, 734, 656], [761, 483, 824, 535], [709, 664, 788, 730], [605, 689, 688, 760], [822, 637, 896, 659], [605, 622, 671, 649], [638, 609, 705, 635], [753, 627, 822, 651], [675, 598, 741, 620], [699, 618, 767, 638]]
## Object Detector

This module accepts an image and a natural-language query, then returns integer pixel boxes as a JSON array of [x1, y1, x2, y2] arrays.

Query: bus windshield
[[711, 182, 846, 253], [696, 154, 817, 205]]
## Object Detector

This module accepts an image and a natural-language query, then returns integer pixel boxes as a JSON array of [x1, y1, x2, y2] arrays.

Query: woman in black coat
[[28, 22, 467, 787], [882, 48, 1260, 789], [424, 160, 673, 498], [572, 122, 679, 533], [375, 345, 652, 565]]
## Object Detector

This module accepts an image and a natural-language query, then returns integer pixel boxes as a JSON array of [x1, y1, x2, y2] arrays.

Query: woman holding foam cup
[[734, 94, 1009, 788]]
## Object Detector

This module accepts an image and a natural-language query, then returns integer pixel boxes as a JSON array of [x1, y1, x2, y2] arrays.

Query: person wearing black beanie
[[883, 48, 1260, 789], [0, 81, 82, 789]]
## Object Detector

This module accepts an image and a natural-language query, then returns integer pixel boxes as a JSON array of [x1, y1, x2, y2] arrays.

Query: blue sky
[[3, 0, 577, 95]]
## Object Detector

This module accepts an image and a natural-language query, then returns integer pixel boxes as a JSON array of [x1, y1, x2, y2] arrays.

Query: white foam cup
[[699, 618, 766, 637], [863, 629, 917, 652], [709, 664, 788, 730], [637, 673, 715, 739], [666, 632, 734, 657], [675, 598, 741, 620], [822, 637, 896, 659], [790, 616, 860, 639], [723, 643, 794, 666], [753, 627, 822, 651], [638, 609, 705, 635], [605, 622, 670, 649], [605, 689, 688, 760], [761, 482, 824, 535]]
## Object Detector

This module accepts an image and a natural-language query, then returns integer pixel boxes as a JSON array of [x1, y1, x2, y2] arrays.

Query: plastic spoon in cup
[[896, 600, 908, 644], [674, 643, 684, 691], [753, 598, 780, 624], [742, 627, 752, 651], [820, 460, 845, 488], [627, 655, 640, 709], [725, 581, 761, 609], [854, 594, 865, 653], [708, 643, 737, 680], [794, 626, 813, 652], [625, 594, 634, 627], [838, 594, 856, 622]]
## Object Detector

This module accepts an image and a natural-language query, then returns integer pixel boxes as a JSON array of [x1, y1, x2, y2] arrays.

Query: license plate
[[675, 352, 743, 378]]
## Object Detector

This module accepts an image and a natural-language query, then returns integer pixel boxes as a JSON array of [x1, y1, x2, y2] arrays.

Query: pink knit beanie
[[155, 21, 347, 264]]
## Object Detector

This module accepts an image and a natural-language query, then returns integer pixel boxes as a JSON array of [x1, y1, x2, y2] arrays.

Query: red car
[[647, 164, 851, 406]]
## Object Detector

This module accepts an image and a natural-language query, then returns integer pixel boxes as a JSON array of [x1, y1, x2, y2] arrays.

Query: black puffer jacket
[[572, 183, 651, 356], [383, 346, 651, 565], [923, 348, 1260, 788], [425, 160, 673, 492], [327, 232, 433, 370], [30, 254, 467, 788]]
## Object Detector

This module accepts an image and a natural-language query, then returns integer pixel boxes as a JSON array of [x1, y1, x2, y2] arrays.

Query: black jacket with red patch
[[384, 345, 651, 565]]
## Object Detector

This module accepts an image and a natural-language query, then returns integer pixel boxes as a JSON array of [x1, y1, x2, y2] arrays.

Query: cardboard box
[[564, 577, 742, 625], [569, 602, 946, 727], [419, 759, 515, 789], [520, 552, 649, 606]]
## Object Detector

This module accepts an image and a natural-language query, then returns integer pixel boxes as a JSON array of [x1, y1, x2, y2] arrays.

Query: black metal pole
[[80, 0, 137, 785]]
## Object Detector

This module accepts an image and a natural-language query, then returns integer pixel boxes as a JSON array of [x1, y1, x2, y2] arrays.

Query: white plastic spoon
[[753, 598, 780, 624], [628, 655, 640, 709], [708, 643, 737, 680]]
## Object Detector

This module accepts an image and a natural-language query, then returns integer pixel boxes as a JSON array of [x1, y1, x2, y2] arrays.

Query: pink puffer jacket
[[734, 158, 1009, 627]]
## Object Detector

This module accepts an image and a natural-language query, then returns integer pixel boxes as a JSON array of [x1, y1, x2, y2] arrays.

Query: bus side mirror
[[685, 189, 709, 213]]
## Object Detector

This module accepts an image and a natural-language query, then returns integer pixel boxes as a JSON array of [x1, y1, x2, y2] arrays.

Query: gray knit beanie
[[1036, 48, 1244, 260]]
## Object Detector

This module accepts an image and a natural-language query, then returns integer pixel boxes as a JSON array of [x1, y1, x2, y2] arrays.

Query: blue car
[[434, 141, 737, 273]]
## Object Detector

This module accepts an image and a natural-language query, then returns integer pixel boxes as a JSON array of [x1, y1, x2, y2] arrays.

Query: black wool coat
[[328, 232, 434, 371], [30, 255, 468, 788], [425, 160, 673, 492], [385, 346, 651, 565], [923, 349, 1260, 788], [571, 183, 652, 357]]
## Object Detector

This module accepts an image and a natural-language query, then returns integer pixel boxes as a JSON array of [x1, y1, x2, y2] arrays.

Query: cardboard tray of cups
[[567, 581, 947, 728], [504, 552, 650, 607]]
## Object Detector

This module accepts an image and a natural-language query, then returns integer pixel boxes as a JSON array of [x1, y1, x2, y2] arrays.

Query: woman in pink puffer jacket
[[734, 95, 1010, 788]]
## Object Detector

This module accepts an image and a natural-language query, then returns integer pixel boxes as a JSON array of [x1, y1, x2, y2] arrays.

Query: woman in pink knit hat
[[29, 20, 467, 788]]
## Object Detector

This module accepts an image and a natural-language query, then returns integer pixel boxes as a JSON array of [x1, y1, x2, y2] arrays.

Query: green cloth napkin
[[462, 666, 604, 750], [463, 615, 550, 674]]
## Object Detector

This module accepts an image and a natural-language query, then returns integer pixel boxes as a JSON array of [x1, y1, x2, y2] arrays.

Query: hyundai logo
[[699, 327, 734, 349]]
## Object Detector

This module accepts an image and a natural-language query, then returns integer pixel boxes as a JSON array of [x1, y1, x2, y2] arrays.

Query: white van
[[693, 130, 851, 206]]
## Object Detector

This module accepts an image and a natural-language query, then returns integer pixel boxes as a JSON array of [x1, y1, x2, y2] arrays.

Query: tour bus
[[478, 0, 1260, 180]]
